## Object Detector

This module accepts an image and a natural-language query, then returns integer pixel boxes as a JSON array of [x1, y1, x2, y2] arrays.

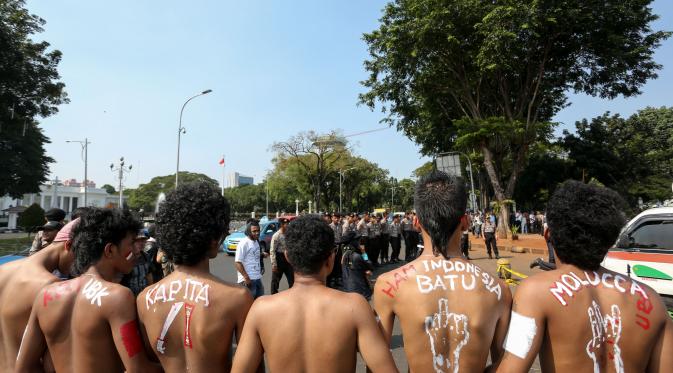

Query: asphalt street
[[210, 240, 544, 372]]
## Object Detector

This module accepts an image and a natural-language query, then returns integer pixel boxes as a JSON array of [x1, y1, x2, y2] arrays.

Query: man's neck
[[32, 243, 61, 273], [174, 258, 210, 276], [291, 272, 327, 288], [420, 230, 463, 258], [85, 265, 120, 283]]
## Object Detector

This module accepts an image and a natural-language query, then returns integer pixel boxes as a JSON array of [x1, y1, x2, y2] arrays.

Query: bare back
[[232, 284, 398, 373], [499, 266, 673, 372], [137, 270, 253, 373], [0, 256, 59, 371], [374, 255, 512, 372]]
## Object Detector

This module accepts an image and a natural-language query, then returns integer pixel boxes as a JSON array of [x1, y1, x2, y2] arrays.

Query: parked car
[[602, 207, 673, 311], [0, 246, 30, 265], [221, 220, 281, 256]]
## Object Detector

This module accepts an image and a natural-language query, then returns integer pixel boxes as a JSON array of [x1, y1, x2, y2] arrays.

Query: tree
[[17, 203, 44, 230], [271, 131, 348, 212], [223, 184, 266, 216], [562, 107, 673, 205], [101, 184, 116, 195], [0, 0, 68, 198], [360, 0, 669, 237], [127, 172, 218, 212]]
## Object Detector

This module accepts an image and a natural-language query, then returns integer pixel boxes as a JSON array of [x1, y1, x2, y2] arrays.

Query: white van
[[602, 207, 673, 311]]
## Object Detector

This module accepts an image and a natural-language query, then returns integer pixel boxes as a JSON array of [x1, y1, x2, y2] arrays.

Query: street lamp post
[[265, 171, 270, 218], [295, 199, 299, 216], [66, 138, 91, 206], [176, 89, 212, 189], [110, 157, 132, 208], [338, 167, 356, 212], [389, 178, 398, 212]]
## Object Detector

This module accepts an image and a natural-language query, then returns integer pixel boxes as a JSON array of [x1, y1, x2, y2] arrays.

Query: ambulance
[[602, 207, 673, 312]]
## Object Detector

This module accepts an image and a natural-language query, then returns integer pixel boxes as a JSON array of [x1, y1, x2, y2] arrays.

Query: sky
[[24, 0, 673, 190]]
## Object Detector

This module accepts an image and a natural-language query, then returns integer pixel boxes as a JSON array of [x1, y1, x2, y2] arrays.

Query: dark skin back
[[496, 263, 673, 373], [374, 223, 512, 373], [137, 264, 253, 373], [232, 252, 398, 373], [0, 242, 69, 372], [15, 233, 161, 373]]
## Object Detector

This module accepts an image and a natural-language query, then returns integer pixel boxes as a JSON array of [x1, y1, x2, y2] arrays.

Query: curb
[[470, 242, 548, 256]]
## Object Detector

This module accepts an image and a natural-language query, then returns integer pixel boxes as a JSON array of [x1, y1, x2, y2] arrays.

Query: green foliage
[[17, 203, 44, 229], [412, 162, 433, 179], [223, 184, 266, 215], [563, 107, 673, 205], [0, 0, 68, 198], [101, 184, 116, 194], [360, 0, 669, 231], [127, 172, 218, 212]]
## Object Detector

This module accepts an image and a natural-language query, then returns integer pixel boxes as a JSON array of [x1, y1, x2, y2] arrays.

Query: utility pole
[[110, 157, 132, 208], [50, 176, 60, 208]]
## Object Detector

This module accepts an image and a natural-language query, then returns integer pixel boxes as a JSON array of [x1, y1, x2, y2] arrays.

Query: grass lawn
[[0, 236, 32, 256]]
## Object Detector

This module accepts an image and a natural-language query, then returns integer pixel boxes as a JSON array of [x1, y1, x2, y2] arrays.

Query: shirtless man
[[374, 171, 512, 372], [496, 181, 673, 372], [232, 215, 398, 373], [137, 182, 253, 372], [16, 208, 160, 373], [0, 218, 78, 372]]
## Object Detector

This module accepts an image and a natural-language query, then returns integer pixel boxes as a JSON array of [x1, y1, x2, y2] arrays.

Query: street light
[[66, 138, 91, 206], [338, 167, 356, 212], [436, 151, 478, 212], [176, 89, 213, 189], [295, 199, 299, 216], [110, 157, 132, 208], [389, 177, 398, 212]]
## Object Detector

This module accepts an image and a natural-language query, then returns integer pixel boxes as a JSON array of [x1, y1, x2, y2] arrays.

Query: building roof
[[2, 206, 26, 213]]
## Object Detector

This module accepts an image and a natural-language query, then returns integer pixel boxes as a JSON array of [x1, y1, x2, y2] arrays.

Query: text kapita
[[145, 279, 210, 310]]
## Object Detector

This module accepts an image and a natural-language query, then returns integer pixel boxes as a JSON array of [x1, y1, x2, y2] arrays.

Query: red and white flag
[[218, 157, 225, 166]]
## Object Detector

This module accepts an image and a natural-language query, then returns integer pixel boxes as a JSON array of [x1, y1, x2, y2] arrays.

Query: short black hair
[[71, 208, 142, 274], [414, 171, 467, 259], [45, 208, 66, 222], [156, 182, 230, 266], [71, 207, 91, 221], [547, 180, 626, 270], [285, 215, 334, 275], [244, 220, 260, 238]]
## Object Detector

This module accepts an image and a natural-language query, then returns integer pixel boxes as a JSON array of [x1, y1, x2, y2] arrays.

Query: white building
[[226, 172, 254, 188], [0, 180, 125, 228]]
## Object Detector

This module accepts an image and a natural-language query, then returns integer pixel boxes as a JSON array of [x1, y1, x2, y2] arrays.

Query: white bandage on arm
[[504, 311, 537, 359]]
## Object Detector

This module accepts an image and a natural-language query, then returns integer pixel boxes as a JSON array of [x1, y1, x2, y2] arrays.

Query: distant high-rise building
[[227, 172, 254, 188]]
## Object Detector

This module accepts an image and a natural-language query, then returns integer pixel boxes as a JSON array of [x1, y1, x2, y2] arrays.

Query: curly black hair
[[414, 171, 467, 259], [547, 180, 627, 270], [285, 214, 334, 275], [156, 182, 230, 266], [71, 208, 142, 274]]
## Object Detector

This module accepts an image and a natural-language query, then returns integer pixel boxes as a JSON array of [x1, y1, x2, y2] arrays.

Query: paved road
[[210, 240, 544, 372]]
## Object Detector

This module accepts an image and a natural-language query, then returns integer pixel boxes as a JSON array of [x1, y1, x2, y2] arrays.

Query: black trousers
[[484, 232, 499, 258], [390, 236, 401, 261], [408, 231, 419, 258], [402, 231, 412, 260], [271, 252, 294, 294], [327, 244, 343, 287], [380, 234, 390, 261], [460, 233, 470, 258], [369, 236, 381, 264]]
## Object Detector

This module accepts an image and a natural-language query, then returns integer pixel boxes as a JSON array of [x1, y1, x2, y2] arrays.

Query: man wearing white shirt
[[235, 221, 266, 299]]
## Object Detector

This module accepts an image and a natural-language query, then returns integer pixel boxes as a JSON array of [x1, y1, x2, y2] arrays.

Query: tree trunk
[[481, 145, 510, 239], [498, 204, 510, 239]]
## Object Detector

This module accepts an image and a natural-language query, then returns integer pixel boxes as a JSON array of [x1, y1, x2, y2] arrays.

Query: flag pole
[[221, 154, 225, 196]]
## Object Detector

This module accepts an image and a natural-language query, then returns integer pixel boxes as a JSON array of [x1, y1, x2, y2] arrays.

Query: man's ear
[[64, 240, 72, 252], [103, 242, 115, 258]]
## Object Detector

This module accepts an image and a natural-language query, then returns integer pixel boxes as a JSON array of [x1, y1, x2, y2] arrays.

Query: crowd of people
[[0, 173, 671, 372]]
